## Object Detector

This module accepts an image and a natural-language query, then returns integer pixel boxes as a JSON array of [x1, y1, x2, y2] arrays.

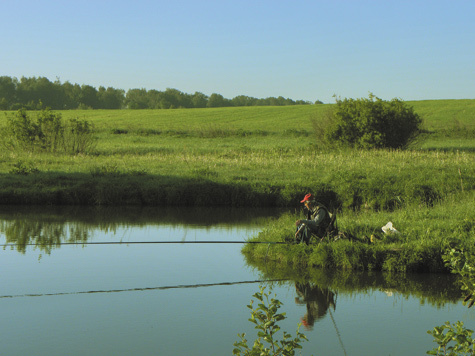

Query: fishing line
[[0, 279, 288, 299], [0, 240, 290, 248], [329, 308, 349, 356]]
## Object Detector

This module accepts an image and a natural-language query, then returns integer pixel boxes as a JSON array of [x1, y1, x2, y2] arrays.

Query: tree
[[35, 76, 64, 109], [232, 95, 257, 106], [79, 85, 99, 109], [192, 92, 208, 108], [207, 93, 228, 108], [125, 88, 149, 109], [98, 86, 125, 109], [62, 81, 82, 109], [0, 76, 17, 109], [147, 90, 162, 109], [13, 76, 64, 109], [321, 93, 422, 149], [168, 88, 193, 108], [0, 75, 312, 111]]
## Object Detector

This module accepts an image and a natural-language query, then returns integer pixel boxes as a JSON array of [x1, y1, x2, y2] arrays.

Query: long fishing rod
[[0, 240, 290, 248], [0, 278, 288, 299]]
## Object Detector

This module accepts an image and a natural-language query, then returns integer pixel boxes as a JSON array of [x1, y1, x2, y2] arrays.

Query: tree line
[[0, 76, 319, 110]]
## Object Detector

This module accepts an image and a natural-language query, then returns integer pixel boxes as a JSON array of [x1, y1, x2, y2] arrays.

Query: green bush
[[321, 93, 422, 149], [64, 117, 96, 154], [233, 286, 309, 356], [427, 321, 475, 355], [9, 160, 40, 175], [1, 108, 96, 154], [426, 249, 475, 355]]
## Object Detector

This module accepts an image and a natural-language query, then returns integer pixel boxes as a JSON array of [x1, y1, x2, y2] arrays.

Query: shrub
[[63, 117, 96, 154], [233, 285, 309, 356], [9, 160, 40, 175], [426, 249, 475, 355], [1, 108, 96, 154], [427, 321, 475, 355], [319, 93, 422, 149]]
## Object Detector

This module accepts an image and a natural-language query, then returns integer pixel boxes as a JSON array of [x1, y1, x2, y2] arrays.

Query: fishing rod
[[0, 278, 289, 299], [0, 240, 291, 248]]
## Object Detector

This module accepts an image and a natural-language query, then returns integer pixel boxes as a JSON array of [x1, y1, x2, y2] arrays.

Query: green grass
[[408, 99, 475, 131], [0, 100, 474, 208], [0, 99, 474, 271], [242, 191, 475, 273]]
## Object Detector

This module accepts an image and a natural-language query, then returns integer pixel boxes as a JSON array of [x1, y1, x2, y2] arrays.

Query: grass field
[[0, 99, 473, 207], [0, 99, 474, 271]]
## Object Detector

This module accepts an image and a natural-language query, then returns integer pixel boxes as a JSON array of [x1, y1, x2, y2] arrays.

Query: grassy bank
[[242, 191, 475, 272], [0, 100, 474, 208], [1, 99, 474, 271], [0, 148, 472, 209]]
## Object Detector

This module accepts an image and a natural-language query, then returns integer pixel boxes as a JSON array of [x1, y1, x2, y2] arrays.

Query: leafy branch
[[233, 285, 310, 356], [426, 248, 475, 355]]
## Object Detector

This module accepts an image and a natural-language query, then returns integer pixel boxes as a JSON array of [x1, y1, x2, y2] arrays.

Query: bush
[[64, 117, 96, 154], [319, 93, 422, 149], [9, 160, 40, 175], [426, 249, 475, 355], [1, 108, 96, 154], [233, 285, 309, 356]]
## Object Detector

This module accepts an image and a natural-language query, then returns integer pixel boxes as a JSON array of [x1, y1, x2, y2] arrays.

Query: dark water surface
[[0, 206, 473, 356]]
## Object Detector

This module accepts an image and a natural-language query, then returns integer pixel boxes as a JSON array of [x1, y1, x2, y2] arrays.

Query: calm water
[[0, 206, 473, 356]]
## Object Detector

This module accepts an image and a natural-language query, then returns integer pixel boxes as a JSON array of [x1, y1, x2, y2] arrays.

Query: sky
[[1, 0, 474, 103]]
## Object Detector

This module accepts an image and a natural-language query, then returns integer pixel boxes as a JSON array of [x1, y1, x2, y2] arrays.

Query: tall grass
[[0, 100, 473, 208], [0, 146, 472, 208], [242, 191, 475, 272], [1, 101, 473, 271]]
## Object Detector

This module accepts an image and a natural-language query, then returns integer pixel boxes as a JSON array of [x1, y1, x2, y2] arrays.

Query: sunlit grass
[[243, 191, 475, 272], [1, 101, 474, 270], [0, 100, 473, 209]]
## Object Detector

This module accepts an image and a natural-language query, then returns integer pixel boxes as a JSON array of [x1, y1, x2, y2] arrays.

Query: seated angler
[[295, 193, 335, 244]]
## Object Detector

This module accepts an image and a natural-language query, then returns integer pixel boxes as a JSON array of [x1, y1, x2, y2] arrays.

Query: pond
[[0, 206, 473, 356]]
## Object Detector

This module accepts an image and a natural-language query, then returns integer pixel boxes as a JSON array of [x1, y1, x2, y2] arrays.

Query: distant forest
[[0, 76, 320, 110]]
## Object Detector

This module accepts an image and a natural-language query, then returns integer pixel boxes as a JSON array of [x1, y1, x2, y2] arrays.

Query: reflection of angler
[[294, 282, 336, 330]]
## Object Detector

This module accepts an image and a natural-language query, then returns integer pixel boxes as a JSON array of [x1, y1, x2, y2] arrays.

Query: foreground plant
[[444, 248, 475, 308], [1, 108, 96, 154], [427, 248, 475, 355], [233, 285, 310, 356], [427, 321, 475, 355]]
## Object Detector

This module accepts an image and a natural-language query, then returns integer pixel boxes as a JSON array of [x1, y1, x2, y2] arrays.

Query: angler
[[294, 193, 338, 244]]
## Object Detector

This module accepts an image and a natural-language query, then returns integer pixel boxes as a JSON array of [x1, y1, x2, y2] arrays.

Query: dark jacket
[[302, 203, 332, 238]]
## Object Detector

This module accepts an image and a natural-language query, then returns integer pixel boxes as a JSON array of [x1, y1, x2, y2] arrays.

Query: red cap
[[300, 317, 310, 330], [300, 193, 313, 203]]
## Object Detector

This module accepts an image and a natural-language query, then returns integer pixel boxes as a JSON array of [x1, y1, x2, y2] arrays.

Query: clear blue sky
[[1, 0, 474, 103]]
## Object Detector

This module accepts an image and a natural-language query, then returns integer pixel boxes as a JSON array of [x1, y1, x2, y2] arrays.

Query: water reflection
[[1, 206, 469, 356], [0, 219, 89, 253], [0, 205, 285, 253], [248, 260, 463, 308], [295, 282, 336, 330]]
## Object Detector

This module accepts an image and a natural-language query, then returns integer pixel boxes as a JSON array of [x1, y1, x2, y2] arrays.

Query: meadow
[[0, 100, 473, 207], [0, 99, 474, 272]]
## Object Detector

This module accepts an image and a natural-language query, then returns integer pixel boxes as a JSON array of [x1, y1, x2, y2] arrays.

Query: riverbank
[[0, 102, 474, 273], [242, 191, 475, 272], [0, 147, 472, 208], [1, 102, 474, 207]]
